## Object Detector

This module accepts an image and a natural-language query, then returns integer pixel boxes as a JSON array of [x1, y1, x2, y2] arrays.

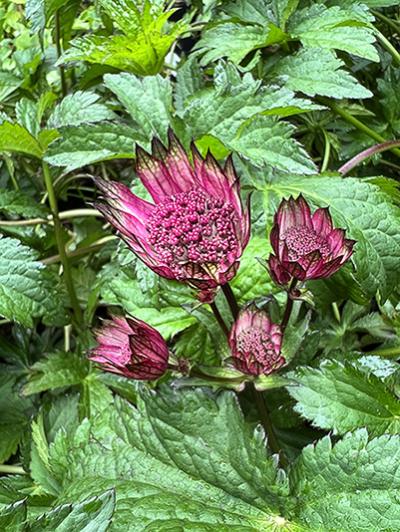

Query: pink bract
[[229, 308, 284, 376], [268, 195, 355, 285], [89, 315, 169, 380], [94, 130, 250, 302]]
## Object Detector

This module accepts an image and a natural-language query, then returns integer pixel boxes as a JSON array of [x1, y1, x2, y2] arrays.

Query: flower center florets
[[237, 328, 279, 367], [282, 226, 330, 261], [146, 189, 239, 275]]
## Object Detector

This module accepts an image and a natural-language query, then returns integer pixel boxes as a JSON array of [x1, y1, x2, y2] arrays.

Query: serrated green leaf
[[229, 115, 316, 174], [0, 237, 67, 326], [29, 490, 115, 532], [59, 0, 185, 75], [104, 73, 172, 143], [272, 48, 372, 98], [49, 388, 293, 530], [196, 21, 286, 65], [0, 374, 32, 464], [263, 175, 400, 300], [0, 500, 26, 532], [100, 271, 195, 338], [47, 91, 115, 129], [0, 190, 48, 218], [23, 352, 89, 396], [44, 123, 139, 172], [287, 360, 400, 435], [288, 4, 378, 61], [0, 122, 43, 158], [291, 430, 400, 531]]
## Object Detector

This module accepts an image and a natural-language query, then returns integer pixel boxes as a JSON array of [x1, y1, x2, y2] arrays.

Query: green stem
[[320, 98, 400, 159], [375, 29, 400, 66], [251, 386, 287, 467], [369, 346, 400, 358], [321, 130, 331, 172], [221, 283, 240, 320], [372, 10, 400, 34], [332, 302, 341, 323], [281, 279, 297, 332], [0, 209, 101, 227], [338, 140, 400, 175], [210, 302, 229, 338], [42, 235, 116, 265], [0, 465, 26, 474], [42, 162, 82, 323], [55, 10, 67, 96]]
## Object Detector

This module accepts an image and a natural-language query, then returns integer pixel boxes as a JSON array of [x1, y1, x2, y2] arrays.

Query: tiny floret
[[89, 315, 169, 381], [268, 195, 355, 285], [229, 308, 284, 376], [94, 130, 250, 302]]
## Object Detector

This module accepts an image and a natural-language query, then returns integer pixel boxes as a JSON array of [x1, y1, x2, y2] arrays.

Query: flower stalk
[[42, 162, 82, 324], [281, 279, 297, 332], [221, 283, 240, 319], [338, 140, 400, 176], [210, 302, 229, 338]]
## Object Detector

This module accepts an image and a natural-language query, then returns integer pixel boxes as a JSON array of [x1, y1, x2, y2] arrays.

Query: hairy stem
[[281, 279, 297, 332], [210, 302, 229, 338], [221, 283, 240, 320], [42, 162, 82, 323], [338, 140, 400, 175], [319, 99, 400, 159], [252, 386, 287, 467]]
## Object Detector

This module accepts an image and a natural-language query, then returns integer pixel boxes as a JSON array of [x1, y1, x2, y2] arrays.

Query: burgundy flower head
[[229, 308, 284, 376], [268, 195, 355, 285], [94, 130, 250, 302], [89, 316, 169, 380]]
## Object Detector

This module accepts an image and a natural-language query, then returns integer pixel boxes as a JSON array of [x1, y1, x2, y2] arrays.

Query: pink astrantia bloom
[[229, 308, 284, 376], [268, 195, 355, 285], [94, 131, 250, 301], [89, 315, 169, 380]]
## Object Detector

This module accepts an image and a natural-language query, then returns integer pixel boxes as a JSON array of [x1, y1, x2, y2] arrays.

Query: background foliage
[[1, 0, 400, 530]]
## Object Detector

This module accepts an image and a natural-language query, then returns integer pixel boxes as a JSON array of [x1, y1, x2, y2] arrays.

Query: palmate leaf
[[287, 360, 400, 436], [262, 175, 400, 300], [58, 0, 186, 75], [47, 91, 115, 128], [0, 237, 68, 326], [291, 430, 400, 531], [44, 388, 294, 530]]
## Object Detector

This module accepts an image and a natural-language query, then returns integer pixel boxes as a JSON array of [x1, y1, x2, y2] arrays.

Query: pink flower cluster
[[90, 132, 355, 381]]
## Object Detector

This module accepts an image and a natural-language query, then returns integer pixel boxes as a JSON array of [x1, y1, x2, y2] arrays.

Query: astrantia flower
[[94, 131, 250, 301], [268, 195, 355, 285], [89, 316, 169, 380], [229, 308, 284, 376]]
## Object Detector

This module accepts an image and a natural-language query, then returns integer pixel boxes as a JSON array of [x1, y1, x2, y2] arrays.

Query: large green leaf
[[44, 123, 140, 172], [47, 91, 115, 128], [291, 430, 400, 531], [47, 388, 294, 530], [0, 122, 43, 158], [0, 237, 68, 326], [261, 175, 400, 299], [287, 360, 400, 435], [271, 48, 372, 98], [0, 500, 26, 532], [288, 4, 378, 61], [59, 0, 185, 75]]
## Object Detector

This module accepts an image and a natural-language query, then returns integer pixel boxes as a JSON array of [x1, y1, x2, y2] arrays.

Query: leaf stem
[[321, 130, 331, 172], [281, 279, 297, 332], [42, 162, 82, 323], [221, 283, 240, 320], [251, 385, 287, 467], [210, 302, 229, 338], [375, 28, 400, 66], [338, 140, 400, 175], [0, 465, 26, 474], [0, 209, 101, 227], [369, 346, 400, 358], [42, 235, 116, 265], [372, 10, 400, 34], [319, 98, 400, 159], [55, 10, 67, 96]]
